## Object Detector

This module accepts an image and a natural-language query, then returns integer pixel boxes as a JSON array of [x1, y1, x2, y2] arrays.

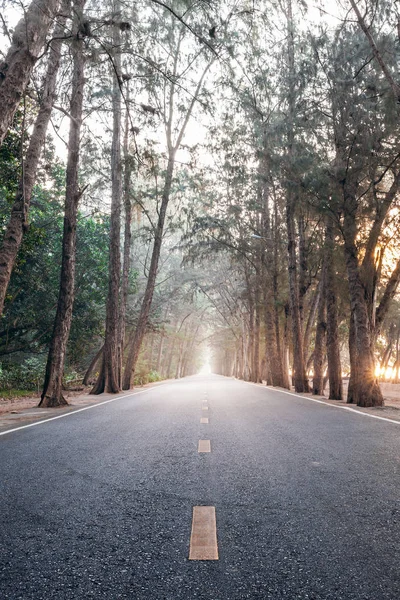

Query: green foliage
[[0, 156, 110, 384], [133, 369, 162, 386], [0, 356, 46, 391], [0, 113, 22, 211]]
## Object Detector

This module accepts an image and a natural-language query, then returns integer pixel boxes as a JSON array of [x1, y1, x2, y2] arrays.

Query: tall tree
[[91, 5, 123, 394], [0, 0, 61, 146], [325, 218, 343, 400], [0, 0, 70, 318], [40, 0, 86, 407], [285, 0, 309, 392], [122, 20, 214, 389]]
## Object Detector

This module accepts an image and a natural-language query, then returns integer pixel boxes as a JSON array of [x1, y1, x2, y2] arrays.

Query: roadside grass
[[0, 389, 37, 400]]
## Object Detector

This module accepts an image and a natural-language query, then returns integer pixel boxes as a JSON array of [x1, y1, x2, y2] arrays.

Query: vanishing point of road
[[1, 374, 400, 599]]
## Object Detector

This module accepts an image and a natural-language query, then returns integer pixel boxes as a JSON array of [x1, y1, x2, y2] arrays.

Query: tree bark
[[165, 333, 177, 378], [285, 0, 309, 393], [253, 271, 261, 383], [347, 311, 358, 404], [92, 13, 122, 394], [244, 265, 255, 381], [118, 98, 133, 373], [156, 332, 165, 373], [303, 283, 319, 364], [264, 287, 285, 387], [0, 1, 69, 318], [343, 191, 383, 407], [325, 218, 343, 400], [39, 0, 85, 407], [0, 0, 61, 146], [313, 269, 326, 396], [82, 345, 103, 386]]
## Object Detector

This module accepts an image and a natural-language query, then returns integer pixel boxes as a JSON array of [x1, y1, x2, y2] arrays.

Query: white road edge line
[[0, 384, 171, 437], [242, 380, 400, 426]]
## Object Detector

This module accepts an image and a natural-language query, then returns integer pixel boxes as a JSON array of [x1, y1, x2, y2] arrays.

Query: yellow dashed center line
[[200, 417, 209, 424], [198, 439, 211, 452], [189, 506, 218, 560]]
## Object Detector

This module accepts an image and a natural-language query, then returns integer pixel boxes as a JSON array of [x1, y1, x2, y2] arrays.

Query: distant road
[[1, 374, 400, 599]]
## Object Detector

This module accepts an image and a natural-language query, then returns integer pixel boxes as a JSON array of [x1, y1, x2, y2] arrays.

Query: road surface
[[1, 374, 400, 599]]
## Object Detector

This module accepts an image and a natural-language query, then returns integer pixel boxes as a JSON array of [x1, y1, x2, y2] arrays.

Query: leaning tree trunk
[[39, 0, 85, 408], [0, 0, 61, 146], [121, 49, 213, 389], [122, 155, 175, 389], [91, 15, 122, 395], [325, 218, 343, 400], [82, 345, 103, 386], [0, 0, 70, 318]]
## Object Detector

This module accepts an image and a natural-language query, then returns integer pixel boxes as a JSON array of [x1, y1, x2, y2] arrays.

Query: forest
[[0, 0, 399, 409]]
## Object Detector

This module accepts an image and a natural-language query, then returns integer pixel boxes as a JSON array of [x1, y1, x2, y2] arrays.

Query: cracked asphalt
[[1, 374, 400, 599]]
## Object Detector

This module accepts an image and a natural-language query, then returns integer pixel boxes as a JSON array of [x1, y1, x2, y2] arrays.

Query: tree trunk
[[325, 218, 343, 400], [0, 1, 69, 317], [244, 266, 255, 381], [303, 283, 320, 364], [253, 273, 261, 383], [0, 0, 61, 146], [82, 345, 103, 386], [285, 0, 309, 393], [298, 212, 308, 333], [156, 332, 165, 373], [282, 302, 291, 388], [343, 202, 383, 407], [349, 0, 400, 101], [347, 312, 358, 404], [165, 334, 177, 378], [264, 288, 285, 387], [118, 91, 133, 374], [92, 14, 122, 394], [122, 155, 175, 389], [313, 268, 326, 396], [394, 333, 400, 384], [182, 321, 202, 377], [39, 0, 85, 408], [121, 51, 213, 389]]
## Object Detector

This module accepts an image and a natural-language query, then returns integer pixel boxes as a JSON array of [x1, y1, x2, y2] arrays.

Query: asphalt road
[[1, 374, 400, 600]]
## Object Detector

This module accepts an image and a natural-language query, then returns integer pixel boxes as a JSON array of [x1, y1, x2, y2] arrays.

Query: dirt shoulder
[[263, 380, 400, 424], [0, 379, 173, 434]]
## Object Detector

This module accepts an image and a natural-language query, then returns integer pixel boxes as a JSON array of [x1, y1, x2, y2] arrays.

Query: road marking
[[189, 506, 218, 560], [200, 417, 209, 424], [198, 439, 211, 452], [242, 381, 400, 426], [202, 406, 209, 411], [0, 384, 171, 438]]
